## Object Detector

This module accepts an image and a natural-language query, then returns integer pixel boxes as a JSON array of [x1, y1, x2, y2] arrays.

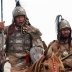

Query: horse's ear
[[44, 40, 56, 56], [42, 41, 47, 50]]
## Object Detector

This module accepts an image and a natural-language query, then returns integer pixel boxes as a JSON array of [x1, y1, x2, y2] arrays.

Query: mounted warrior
[[46, 15, 72, 72], [0, 1, 45, 72]]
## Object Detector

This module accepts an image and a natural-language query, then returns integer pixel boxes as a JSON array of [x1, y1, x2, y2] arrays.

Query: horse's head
[[41, 58, 64, 72], [38, 54, 65, 72], [26, 54, 65, 72]]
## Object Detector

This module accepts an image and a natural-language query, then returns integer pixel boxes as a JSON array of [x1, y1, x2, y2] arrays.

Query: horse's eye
[[44, 64, 49, 70]]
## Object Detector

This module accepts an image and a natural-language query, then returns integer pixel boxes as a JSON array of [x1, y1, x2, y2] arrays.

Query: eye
[[44, 63, 49, 70]]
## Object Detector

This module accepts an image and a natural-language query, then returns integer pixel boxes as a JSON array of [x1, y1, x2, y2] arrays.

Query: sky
[[0, 0, 72, 45]]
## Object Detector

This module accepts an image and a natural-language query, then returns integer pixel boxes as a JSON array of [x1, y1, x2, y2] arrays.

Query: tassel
[[25, 53, 29, 63]]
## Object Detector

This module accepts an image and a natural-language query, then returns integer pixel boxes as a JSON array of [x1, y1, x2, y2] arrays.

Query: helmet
[[60, 19, 71, 30], [12, 6, 26, 18], [56, 15, 71, 40], [56, 15, 71, 31], [12, 1, 27, 18]]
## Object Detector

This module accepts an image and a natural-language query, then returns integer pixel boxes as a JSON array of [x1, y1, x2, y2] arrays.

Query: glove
[[0, 21, 5, 30]]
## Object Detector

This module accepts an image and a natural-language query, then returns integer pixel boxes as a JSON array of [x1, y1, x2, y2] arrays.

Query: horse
[[3, 41, 65, 72], [4, 53, 65, 72], [26, 53, 65, 72]]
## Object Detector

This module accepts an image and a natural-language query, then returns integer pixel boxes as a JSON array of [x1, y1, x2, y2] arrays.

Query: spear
[[1, 0, 4, 47], [61, 53, 72, 61], [1, 0, 3, 21], [1, 0, 5, 63]]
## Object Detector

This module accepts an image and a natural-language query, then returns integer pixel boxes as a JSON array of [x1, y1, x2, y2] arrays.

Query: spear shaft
[[1, 0, 5, 63], [1, 0, 3, 21]]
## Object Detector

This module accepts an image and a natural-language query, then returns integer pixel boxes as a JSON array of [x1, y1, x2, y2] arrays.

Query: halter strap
[[51, 57, 57, 72]]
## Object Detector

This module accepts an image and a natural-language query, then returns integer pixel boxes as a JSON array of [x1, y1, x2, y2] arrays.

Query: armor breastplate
[[7, 29, 32, 52]]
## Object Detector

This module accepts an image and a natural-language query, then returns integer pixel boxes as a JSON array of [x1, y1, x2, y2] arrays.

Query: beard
[[59, 33, 70, 42], [61, 36, 68, 40], [15, 22, 26, 28]]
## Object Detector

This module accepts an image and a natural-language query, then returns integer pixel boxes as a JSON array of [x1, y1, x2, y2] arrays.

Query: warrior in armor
[[0, 1, 44, 72], [45, 15, 72, 72]]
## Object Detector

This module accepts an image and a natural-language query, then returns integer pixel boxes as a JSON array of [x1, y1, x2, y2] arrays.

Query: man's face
[[60, 27, 70, 38], [15, 15, 25, 26]]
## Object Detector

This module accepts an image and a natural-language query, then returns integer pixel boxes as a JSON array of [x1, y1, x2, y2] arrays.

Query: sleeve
[[32, 37, 44, 48], [29, 26, 45, 63], [27, 25, 43, 48], [30, 36, 45, 63]]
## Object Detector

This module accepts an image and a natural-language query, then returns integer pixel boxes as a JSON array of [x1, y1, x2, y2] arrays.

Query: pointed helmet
[[12, 1, 27, 19], [56, 15, 71, 32], [56, 15, 71, 40], [59, 19, 71, 29]]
